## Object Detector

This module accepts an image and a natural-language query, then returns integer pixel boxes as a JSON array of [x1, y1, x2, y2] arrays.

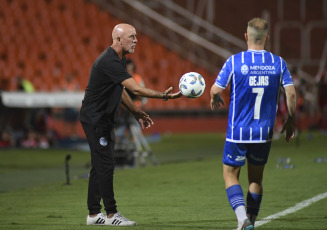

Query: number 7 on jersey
[[252, 87, 264, 120]]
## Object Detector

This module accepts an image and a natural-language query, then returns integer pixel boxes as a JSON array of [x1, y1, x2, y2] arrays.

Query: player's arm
[[210, 57, 232, 111], [281, 85, 297, 142], [210, 84, 225, 111], [121, 89, 153, 129], [121, 78, 182, 100]]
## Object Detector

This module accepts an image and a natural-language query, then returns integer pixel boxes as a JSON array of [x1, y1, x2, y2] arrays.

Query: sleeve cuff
[[215, 82, 226, 89]]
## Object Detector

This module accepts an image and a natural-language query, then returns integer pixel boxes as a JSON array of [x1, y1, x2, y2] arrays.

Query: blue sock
[[226, 184, 245, 211], [246, 192, 262, 216]]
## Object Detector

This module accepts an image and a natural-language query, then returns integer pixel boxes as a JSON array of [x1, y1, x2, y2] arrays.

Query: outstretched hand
[[210, 95, 225, 111], [281, 117, 295, 142], [165, 87, 182, 99], [133, 110, 154, 129]]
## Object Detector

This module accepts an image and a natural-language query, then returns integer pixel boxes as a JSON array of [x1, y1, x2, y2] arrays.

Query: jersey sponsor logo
[[249, 76, 269, 86], [99, 137, 108, 146], [235, 156, 246, 162], [250, 65, 275, 71], [249, 65, 276, 75], [241, 64, 249, 75]]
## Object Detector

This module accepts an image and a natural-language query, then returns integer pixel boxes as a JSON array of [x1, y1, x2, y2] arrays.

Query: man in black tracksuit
[[80, 23, 181, 226]]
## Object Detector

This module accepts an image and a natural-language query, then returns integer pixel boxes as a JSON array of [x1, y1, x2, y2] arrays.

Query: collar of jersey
[[247, 49, 266, 53]]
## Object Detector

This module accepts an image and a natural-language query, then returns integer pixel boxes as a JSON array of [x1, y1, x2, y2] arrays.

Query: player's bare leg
[[223, 164, 241, 189]]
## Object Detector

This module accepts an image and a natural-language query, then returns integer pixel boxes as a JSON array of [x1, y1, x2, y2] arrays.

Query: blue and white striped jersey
[[215, 50, 293, 143]]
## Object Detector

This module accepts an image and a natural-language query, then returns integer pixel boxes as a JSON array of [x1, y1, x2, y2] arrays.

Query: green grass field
[[0, 132, 326, 230]]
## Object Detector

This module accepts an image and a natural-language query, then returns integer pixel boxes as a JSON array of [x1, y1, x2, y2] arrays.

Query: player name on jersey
[[249, 76, 269, 86]]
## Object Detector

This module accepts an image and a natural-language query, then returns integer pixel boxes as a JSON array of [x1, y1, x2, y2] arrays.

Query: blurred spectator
[[33, 109, 48, 134], [0, 129, 14, 148], [15, 76, 39, 146], [32, 109, 57, 147], [21, 130, 38, 148], [39, 134, 50, 149], [303, 83, 319, 118], [16, 76, 35, 92], [19, 127, 53, 149], [61, 73, 81, 137]]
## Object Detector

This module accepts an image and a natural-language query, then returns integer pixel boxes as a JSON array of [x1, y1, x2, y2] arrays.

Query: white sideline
[[256, 192, 327, 228]]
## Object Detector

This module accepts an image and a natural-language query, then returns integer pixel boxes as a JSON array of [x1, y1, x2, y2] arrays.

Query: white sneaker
[[86, 213, 106, 225], [105, 212, 136, 226]]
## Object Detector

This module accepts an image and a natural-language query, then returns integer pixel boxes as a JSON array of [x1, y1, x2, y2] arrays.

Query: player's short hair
[[247, 18, 268, 44]]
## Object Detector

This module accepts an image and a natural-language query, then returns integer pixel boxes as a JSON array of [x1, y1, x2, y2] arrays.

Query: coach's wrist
[[162, 92, 168, 101]]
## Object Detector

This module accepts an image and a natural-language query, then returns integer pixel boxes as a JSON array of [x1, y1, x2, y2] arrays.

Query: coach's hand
[[133, 110, 154, 129], [165, 87, 182, 99]]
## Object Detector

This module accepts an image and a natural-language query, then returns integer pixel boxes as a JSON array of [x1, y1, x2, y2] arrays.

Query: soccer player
[[79, 23, 181, 226], [210, 18, 296, 230]]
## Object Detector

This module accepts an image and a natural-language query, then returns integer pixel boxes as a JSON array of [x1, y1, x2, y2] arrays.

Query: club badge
[[99, 137, 107, 146]]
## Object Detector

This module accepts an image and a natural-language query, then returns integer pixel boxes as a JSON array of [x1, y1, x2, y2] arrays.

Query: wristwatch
[[163, 92, 168, 101]]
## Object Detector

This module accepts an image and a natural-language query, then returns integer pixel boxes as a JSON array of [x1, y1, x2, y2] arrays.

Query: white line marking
[[256, 192, 327, 227]]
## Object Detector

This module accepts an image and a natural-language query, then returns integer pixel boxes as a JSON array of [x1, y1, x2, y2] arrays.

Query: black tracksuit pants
[[81, 121, 117, 215]]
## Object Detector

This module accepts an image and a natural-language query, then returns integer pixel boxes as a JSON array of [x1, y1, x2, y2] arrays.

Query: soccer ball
[[179, 72, 206, 98]]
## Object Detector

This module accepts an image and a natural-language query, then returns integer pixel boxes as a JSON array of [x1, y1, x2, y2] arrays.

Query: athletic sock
[[226, 184, 247, 223], [246, 192, 263, 224]]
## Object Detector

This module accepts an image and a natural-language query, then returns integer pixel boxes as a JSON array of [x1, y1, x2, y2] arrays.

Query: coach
[[79, 23, 181, 226]]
